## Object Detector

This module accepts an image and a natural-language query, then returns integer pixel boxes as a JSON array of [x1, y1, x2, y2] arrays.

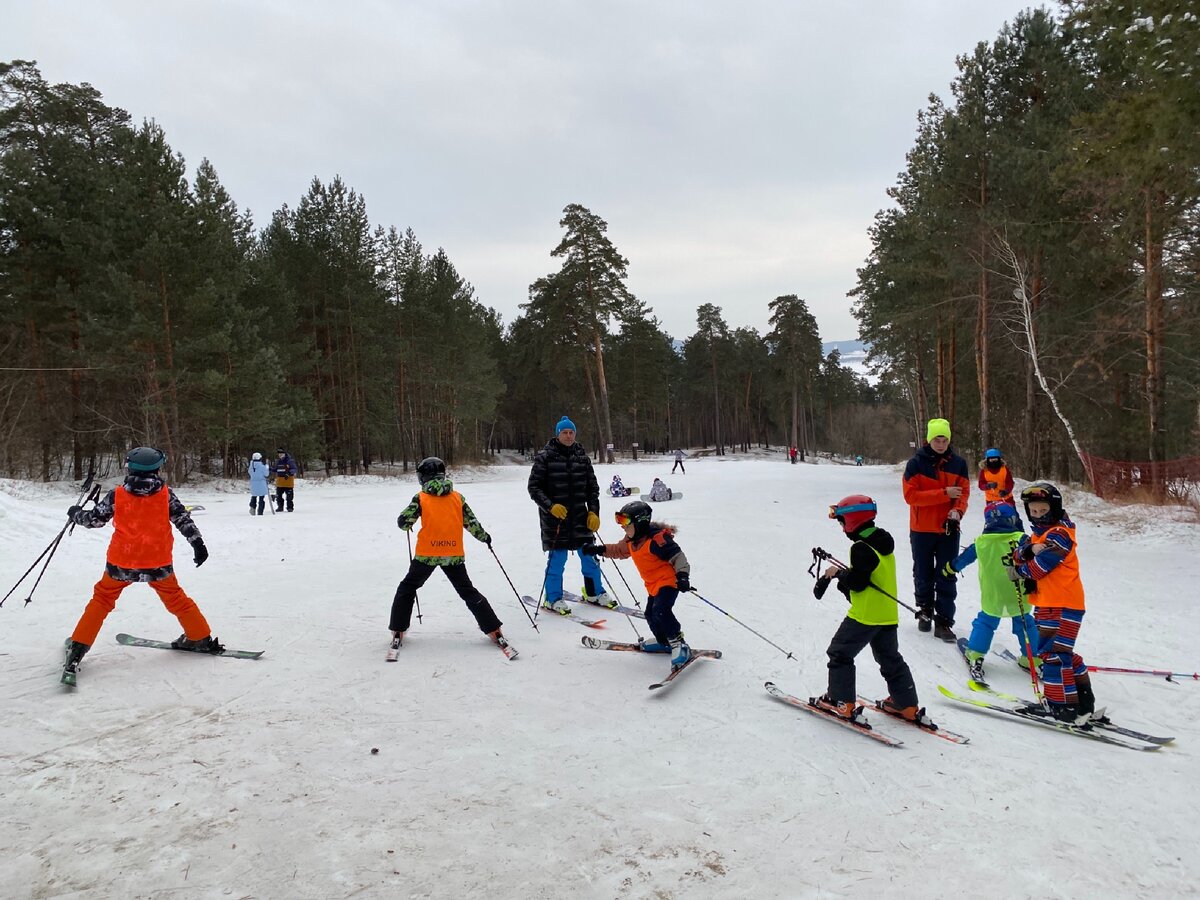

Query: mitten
[[579, 543, 605, 557], [67, 505, 82, 520], [675, 572, 691, 593], [940, 561, 957, 579], [549, 504, 568, 520], [586, 512, 601, 532], [193, 541, 209, 568]]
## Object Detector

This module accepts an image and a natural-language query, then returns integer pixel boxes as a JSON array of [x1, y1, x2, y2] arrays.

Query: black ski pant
[[826, 617, 917, 707], [276, 486, 294, 511], [249, 495, 265, 515], [645, 586, 683, 645], [671, 460, 685, 474], [909, 530, 959, 625], [389, 560, 501, 635]]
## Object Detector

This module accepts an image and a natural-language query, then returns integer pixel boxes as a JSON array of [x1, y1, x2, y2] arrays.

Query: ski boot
[[966, 652, 986, 683], [813, 694, 868, 725], [171, 634, 226, 654], [668, 634, 691, 670], [581, 585, 618, 609], [542, 598, 572, 615], [878, 696, 937, 728], [61, 639, 90, 686], [638, 638, 669, 653], [386, 631, 405, 662]]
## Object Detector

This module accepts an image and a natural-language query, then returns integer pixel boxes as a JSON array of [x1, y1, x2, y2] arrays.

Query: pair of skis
[[581, 636, 720, 690], [384, 631, 518, 662]]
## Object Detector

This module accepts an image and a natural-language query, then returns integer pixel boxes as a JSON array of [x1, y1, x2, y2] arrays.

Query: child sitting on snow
[[649, 478, 673, 502], [609, 475, 631, 497]]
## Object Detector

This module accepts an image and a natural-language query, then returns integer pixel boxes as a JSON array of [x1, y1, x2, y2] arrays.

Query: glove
[[193, 541, 209, 568], [998, 489, 1011, 498], [586, 512, 601, 532], [943, 516, 960, 537], [549, 503, 568, 520], [985, 481, 997, 490], [940, 561, 957, 579], [676, 572, 691, 593], [67, 504, 82, 520], [579, 543, 605, 557], [813, 575, 831, 600], [481, 533, 492, 547], [1016, 543, 1036, 561]]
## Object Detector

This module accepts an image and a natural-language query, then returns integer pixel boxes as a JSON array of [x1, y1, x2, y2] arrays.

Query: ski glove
[[940, 561, 958, 579], [549, 503, 568, 520], [1016, 543, 1036, 561], [586, 512, 601, 532], [67, 504, 83, 520], [193, 541, 209, 567], [579, 543, 605, 557], [675, 572, 691, 593], [813, 575, 831, 599]]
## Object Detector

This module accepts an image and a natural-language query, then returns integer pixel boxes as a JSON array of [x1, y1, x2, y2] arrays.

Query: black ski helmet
[[127, 446, 166, 473], [1020, 481, 1063, 525], [417, 456, 446, 484], [616, 499, 653, 537]]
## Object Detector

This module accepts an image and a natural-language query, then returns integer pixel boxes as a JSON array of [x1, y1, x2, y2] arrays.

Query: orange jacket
[[600, 529, 681, 595], [107, 487, 173, 569], [902, 444, 970, 532], [415, 492, 466, 558], [1027, 523, 1085, 611]]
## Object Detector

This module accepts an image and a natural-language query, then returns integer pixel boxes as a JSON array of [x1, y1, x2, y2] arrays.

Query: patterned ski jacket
[[528, 438, 600, 550], [70, 473, 204, 582], [397, 476, 490, 566]]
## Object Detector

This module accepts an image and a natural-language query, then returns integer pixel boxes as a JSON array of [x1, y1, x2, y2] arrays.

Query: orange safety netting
[[1082, 452, 1200, 502]]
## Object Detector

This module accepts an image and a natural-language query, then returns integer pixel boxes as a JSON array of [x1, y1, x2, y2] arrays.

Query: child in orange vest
[[978, 448, 1014, 505], [1009, 481, 1099, 724], [580, 499, 693, 669], [62, 447, 220, 683], [389, 457, 505, 653]]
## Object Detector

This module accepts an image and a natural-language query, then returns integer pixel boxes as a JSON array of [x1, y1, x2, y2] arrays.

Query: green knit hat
[[926, 418, 951, 442]]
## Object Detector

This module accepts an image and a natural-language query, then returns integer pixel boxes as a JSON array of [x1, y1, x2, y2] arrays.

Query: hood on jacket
[[421, 476, 455, 497], [122, 472, 166, 496]]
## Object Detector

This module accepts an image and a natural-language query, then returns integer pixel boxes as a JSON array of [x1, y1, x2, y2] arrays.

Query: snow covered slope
[[1, 459, 1197, 898]]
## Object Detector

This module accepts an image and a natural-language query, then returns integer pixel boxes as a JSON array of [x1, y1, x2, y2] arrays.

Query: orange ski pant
[[71, 572, 211, 647]]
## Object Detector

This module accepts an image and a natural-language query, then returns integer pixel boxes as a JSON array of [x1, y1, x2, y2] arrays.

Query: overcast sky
[[5, 1, 1039, 343]]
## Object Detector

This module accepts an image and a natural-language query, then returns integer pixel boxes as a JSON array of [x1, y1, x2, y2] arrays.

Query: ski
[[956, 637, 990, 689], [936, 686, 1160, 751], [115, 633, 264, 660], [562, 590, 646, 619], [764, 682, 903, 747], [521, 596, 605, 628], [492, 634, 518, 660], [649, 651, 716, 691], [580, 636, 721, 659], [859, 697, 970, 744], [385, 632, 403, 662]]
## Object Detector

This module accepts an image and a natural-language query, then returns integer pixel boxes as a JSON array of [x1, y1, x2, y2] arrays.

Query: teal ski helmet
[[127, 447, 166, 473]]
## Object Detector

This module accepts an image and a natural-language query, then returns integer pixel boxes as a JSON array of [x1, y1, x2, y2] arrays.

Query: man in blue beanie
[[528, 416, 613, 612]]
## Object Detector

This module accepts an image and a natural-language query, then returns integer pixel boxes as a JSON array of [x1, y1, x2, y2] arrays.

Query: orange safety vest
[[108, 487, 173, 569], [629, 531, 679, 595], [980, 464, 1010, 504], [1029, 523, 1085, 611], [415, 492, 465, 557]]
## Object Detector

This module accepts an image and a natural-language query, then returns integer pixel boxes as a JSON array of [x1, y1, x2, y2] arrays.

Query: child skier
[[248, 452, 270, 515], [942, 501, 1036, 682], [813, 495, 931, 725], [1009, 482, 1098, 723], [389, 457, 508, 654], [62, 447, 221, 682], [580, 500, 693, 669], [609, 475, 631, 498], [978, 448, 1014, 506]]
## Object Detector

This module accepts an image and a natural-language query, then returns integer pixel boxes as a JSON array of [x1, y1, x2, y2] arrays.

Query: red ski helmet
[[829, 495, 877, 534]]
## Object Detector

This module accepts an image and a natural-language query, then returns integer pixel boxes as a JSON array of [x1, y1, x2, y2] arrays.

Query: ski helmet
[[417, 456, 446, 485], [984, 448, 1002, 460], [984, 501, 1021, 532], [126, 446, 166, 473], [615, 500, 653, 536], [829, 495, 877, 534], [1020, 481, 1063, 525]]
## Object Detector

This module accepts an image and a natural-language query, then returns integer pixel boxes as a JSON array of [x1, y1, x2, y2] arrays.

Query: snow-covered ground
[[2, 456, 1197, 899]]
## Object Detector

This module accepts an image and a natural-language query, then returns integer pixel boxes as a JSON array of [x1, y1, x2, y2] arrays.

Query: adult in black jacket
[[527, 416, 612, 612]]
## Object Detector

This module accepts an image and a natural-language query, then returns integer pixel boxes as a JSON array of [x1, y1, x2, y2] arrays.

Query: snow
[[2, 457, 1198, 898]]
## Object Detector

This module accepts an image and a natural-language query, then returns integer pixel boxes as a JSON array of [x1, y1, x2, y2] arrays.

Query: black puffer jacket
[[528, 438, 600, 550]]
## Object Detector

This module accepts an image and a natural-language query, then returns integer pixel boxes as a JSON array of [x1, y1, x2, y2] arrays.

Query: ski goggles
[[615, 511, 634, 526], [1021, 485, 1053, 502]]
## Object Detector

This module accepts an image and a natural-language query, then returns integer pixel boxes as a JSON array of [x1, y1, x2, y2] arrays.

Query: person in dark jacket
[[527, 416, 612, 612], [273, 448, 298, 512]]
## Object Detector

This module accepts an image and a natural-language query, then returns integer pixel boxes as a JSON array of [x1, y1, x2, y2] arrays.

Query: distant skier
[[1009, 482, 1099, 724], [649, 477, 673, 502], [248, 452, 270, 515], [273, 448, 298, 512], [789, 446, 798, 464], [855, 455, 863, 467], [609, 475, 631, 498], [978, 447, 1014, 506], [62, 447, 221, 683], [943, 501, 1036, 683], [581, 500, 694, 670], [813, 495, 930, 726], [671, 448, 687, 474], [389, 457, 507, 655]]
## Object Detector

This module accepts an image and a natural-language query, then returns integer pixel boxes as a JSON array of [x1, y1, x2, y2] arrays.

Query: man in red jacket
[[901, 418, 970, 641]]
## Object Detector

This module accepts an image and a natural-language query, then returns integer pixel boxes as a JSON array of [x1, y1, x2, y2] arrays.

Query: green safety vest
[[848, 542, 899, 626], [974, 530, 1028, 618]]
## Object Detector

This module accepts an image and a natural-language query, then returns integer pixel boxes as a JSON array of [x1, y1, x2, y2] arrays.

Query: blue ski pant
[[967, 610, 1036, 657], [544, 548, 606, 602], [909, 530, 960, 624]]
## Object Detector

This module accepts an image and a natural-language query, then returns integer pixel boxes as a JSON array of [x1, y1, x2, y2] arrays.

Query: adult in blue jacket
[[248, 452, 270, 515]]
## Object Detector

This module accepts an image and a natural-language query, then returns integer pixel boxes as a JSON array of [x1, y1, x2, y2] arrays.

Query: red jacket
[[902, 444, 970, 533]]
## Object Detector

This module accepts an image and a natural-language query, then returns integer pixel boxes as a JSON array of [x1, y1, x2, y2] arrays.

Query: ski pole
[[2, 474, 97, 608], [487, 543, 539, 632], [809, 547, 921, 615], [689, 589, 797, 661], [1087, 665, 1198, 683], [1006, 540, 1044, 705], [406, 531, 423, 624]]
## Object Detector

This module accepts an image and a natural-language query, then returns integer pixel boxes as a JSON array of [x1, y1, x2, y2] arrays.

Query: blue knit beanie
[[555, 416, 577, 435]]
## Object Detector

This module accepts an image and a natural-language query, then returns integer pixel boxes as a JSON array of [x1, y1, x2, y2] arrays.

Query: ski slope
[[2, 455, 1197, 898]]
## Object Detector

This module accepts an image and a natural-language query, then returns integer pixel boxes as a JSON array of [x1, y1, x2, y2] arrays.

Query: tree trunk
[[591, 329, 615, 464], [1144, 189, 1166, 474]]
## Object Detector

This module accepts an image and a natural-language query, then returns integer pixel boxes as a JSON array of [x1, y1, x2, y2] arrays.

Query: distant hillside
[[822, 339, 873, 382]]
